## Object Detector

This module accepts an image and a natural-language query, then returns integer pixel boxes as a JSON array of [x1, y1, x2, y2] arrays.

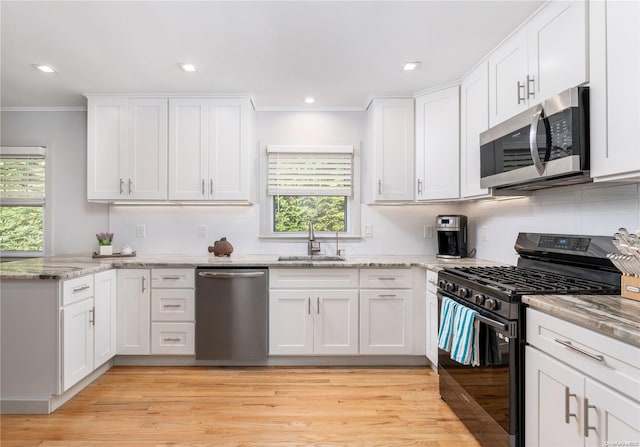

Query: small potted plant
[[96, 232, 114, 256]]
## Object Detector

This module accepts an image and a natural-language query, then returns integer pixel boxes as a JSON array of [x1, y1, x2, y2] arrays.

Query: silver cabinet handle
[[526, 74, 535, 99], [163, 337, 182, 342], [316, 297, 320, 314], [378, 179, 382, 194], [201, 179, 205, 195], [72, 284, 91, 292], [161, 276, 182, 280], [584, 398, 597, 437], [210, 179, 214, 195], [378, 294, 397, 298], [141, 276, 146, 293], [377, 277, 397, 281], [529, 104, 546, 176], [517, 81, 526, 104], [564, 387, 577, 424], [198, 271, 265, 279], [417, 179, 423, 195], [119, 178, 125, 194], [128, 178, 133, 194], [163, 304, 182, 309], [308, 297, 311, 315], [89, 307, 95, 326], [554, 339, 604, 362]]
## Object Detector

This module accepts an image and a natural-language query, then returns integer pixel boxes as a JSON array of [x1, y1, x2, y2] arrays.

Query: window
[[266, 145, 355, 234], [0, 147, 47, 256]]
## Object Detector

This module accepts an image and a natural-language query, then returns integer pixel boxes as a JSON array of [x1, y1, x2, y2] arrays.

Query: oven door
[[437, 291, 521, 447]]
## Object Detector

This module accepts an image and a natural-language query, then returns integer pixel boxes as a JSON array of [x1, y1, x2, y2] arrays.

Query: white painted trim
[[1, 107, 86, 112], [413, 80, 461, 98], [255, 106, 366, 112], [83, 92, 254, 99]]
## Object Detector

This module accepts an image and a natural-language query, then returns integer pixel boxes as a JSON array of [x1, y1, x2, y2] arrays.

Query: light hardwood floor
[[1, 366, 481, 447]]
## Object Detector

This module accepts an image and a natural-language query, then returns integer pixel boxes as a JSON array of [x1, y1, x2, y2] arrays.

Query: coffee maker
[[436, 215, 468, 259]]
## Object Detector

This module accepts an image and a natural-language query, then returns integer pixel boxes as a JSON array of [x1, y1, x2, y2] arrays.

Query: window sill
[[259, 233, 362, 241]]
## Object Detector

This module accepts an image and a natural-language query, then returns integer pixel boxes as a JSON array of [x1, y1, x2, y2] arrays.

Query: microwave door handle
[[529, 104, 546, 176]]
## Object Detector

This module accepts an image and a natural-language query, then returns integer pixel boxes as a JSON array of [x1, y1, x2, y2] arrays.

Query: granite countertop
[[0, 253, 501, 280], [523, 294, 640, 348]]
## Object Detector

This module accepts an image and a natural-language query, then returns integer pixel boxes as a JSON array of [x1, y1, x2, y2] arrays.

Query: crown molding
[[1, 107, 86, 112]]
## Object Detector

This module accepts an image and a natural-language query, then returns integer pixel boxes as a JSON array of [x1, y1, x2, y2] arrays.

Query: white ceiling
[[1, 1, 543, 110]]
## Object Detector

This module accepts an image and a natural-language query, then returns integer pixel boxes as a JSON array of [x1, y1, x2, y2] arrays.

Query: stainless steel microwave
[[480, 86, 590, 193]]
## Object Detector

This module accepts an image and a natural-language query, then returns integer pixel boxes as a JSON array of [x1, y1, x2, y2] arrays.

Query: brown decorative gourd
[[209, 237, 234, 257]]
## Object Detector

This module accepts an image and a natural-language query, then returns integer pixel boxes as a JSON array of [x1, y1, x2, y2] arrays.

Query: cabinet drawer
[[526, 308, 640, 402], [360, 268, 412, 289], [426, 269, 438, 293], [270, 268, 358, 289], [62, 274, 94, 306], [151, 289, 195, 321], [151, 323, 195, 355], [151, 269, 194, 288]]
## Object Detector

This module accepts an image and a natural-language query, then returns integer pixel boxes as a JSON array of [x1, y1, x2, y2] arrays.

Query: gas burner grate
[[444, 266, 619, 296]]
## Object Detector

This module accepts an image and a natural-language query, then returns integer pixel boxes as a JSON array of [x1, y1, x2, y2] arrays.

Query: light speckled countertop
[[523, 294, 640, 348], [0, 254, 500, 280]]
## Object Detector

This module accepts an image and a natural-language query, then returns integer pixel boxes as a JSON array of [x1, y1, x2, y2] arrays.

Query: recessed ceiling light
[[304, 97, 315, 104], [179, 63, 198, 72], [402, 61, 421, 71], [33, 64, 58, 73]]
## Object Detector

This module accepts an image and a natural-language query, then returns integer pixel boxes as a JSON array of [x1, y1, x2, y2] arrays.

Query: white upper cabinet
[[590, 0, 640, 182], [367, 98, 415, 202], [415, 86, 460, 201], [169, 98, 252, 201], [460, 62, 491, 199], [87, 97, 168, 201], [489, 1, 587, 127]]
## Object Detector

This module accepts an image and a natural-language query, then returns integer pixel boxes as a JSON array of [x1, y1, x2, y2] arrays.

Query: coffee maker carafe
[[436, 215, 468, 259]]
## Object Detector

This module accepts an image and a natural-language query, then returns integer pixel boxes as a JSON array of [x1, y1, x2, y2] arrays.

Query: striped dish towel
[[451, 304, 478, 365], [437, 296, 457, 351]]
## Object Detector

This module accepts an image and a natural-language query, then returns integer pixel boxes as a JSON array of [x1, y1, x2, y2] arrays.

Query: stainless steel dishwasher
[[195, 267, 268, 361]]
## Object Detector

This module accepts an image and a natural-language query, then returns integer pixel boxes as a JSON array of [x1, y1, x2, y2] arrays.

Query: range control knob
[[485, 298, 500, 311], [473, 294, 486, 306], [445, 282, 457, 293], [438, 280, 447, 289], [458, 287, 470, 299]]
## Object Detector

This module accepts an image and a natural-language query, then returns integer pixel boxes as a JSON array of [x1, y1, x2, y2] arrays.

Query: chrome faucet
[[307, 221, 321, 255]]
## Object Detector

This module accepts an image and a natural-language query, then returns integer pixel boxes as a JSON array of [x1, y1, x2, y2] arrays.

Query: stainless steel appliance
[[436, 215, 467, 259], [437, 233, 620, 447], [195, 267, 268, 361], [480, 86, 590, 193]]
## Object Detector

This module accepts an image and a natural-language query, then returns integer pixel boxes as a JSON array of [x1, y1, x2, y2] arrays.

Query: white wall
[[1, 111, 109, 255], [465, 182, 640, 265]]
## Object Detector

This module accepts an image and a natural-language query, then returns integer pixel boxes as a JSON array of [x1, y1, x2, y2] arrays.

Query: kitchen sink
[[278, 255, 345, 262]]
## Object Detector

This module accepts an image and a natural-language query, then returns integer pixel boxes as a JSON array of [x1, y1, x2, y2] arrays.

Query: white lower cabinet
[[359, 290, 412, 355], [62, 297, 95, 391], [151, 323, 195, 355], [425, 269, 439, 367], [116, 269, 150, 355], [93, 270, 117, 368], [526, 308, 640, 447]]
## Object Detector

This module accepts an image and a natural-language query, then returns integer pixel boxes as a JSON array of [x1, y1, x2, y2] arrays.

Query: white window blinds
[[0, 147, 46, 206], [267, 145, 353, 196]]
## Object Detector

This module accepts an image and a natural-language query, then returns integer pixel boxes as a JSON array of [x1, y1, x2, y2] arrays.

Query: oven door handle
[[474, 313, 509, 332]]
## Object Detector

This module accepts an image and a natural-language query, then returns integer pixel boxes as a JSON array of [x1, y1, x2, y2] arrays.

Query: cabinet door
[[116, 269, 150, 355], [525, 347, 584, 447], [369, 98, 415, 201], [425, 289, 439, 366], [269, 290, 314, 355], [87, 96, 128, 200], [128, 99, 168, 200], [94, 270, 117, 367], [415, 86, 460, 201], [313, 290, 358, 355], [460, 62, 490, 198], [489, 30, 529, 126], [584, 378, 640, 447], [360, 289, 413, 355], [168, 99, 209, 200], [62, 298, 94, 391], [528, 1, 587, 103], [208, 99, 251, 201], [590, 0, 640, 180]]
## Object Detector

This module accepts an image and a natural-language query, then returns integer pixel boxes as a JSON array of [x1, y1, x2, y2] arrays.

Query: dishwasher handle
[[198, 271, 265, 279]]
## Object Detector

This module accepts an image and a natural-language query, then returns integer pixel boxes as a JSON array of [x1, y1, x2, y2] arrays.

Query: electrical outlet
[[364, 224, 373, 238], [423, 225, 433, 238], [480, 225, 489, 241], [198, 225, 207, 239], [136, 224, 146, 238]]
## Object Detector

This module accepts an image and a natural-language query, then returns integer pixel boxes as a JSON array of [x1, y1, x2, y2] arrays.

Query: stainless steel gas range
[[437, 233, 621, 447]]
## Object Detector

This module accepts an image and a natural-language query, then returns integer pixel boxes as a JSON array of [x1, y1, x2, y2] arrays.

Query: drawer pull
[[377, 277, 397, 281], [161, 276, 182, 280], [72, 284, 91, 292], [163, 337, 182, 342], [564, 387, 577, 424], [163, 304, 182, 309], [584, 398, 598, 437], [378, 294, 397, 298], [554, 339, 604, 362]]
